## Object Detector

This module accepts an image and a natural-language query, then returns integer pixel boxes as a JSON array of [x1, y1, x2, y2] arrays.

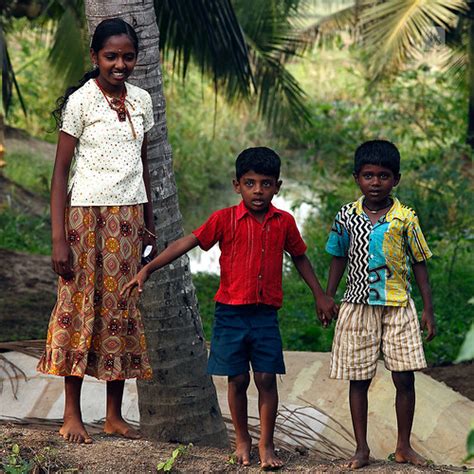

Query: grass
[[3, 151, 53, 199]]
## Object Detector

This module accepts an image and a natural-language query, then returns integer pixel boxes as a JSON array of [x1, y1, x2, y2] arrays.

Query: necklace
[[95, 79, 137, 139], [363, 199, 392, 214]]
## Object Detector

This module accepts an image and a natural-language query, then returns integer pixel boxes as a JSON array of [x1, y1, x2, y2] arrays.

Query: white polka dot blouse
[[61, 79, 155, 206]]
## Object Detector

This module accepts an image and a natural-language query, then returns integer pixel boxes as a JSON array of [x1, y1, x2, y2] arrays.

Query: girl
[[37, 18, 156, 444]]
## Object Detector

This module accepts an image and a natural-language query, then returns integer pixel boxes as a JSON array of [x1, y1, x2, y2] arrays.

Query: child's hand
[[121, 268, 149, 298], [52, 239, 74, 280], [316, 295, 339, 328], [421, 308, 436, 341]]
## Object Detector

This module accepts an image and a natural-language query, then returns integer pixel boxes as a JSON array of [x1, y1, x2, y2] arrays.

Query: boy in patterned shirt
[[325, 140, 436, 469], [123, 147, 337, 469]]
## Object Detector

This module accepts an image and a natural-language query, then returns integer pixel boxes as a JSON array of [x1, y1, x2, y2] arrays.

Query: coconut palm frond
[[47, 0, 87, 88], [155, 0, 254, 100], [252, 51, 312, 128], [359, 0, 467, 79], [0, 354, 27, 399], [0, 340, 45, 359], [222, 402, 355, 459], [438, 45, 466, 81], [236, 0, 312, 127], [0, 25, 26, 116]]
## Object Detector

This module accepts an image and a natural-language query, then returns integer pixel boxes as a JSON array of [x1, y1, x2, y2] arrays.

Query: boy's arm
[[121, 234, 199, 296], [326, 256, 348, 299], [412, 261, 436, 341], [292, 254, 338, 327]]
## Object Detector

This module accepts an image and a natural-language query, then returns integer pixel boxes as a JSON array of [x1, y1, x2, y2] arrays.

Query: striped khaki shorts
[[330, 299, 426, 380]]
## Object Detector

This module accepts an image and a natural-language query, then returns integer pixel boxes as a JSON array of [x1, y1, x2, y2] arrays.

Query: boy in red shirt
[[122, 147, 337, 468]]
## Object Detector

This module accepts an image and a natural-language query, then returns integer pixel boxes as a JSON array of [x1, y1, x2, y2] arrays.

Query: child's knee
[[228, 372, 250, 392], [392, 370, 415, 392], [254, 372, 277, 392]]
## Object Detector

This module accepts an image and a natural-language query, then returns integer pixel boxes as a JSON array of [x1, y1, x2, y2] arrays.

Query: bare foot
[[59, 415, 93, 444], [104, 417, 141, 439], [395, 447, 428, 466], [259, 443, 283, 470], [234, 435, 252, 466], [345, 449, 370, 469]]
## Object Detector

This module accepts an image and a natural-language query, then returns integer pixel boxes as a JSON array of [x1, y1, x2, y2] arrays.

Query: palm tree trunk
[[84, 0, 228, 447]]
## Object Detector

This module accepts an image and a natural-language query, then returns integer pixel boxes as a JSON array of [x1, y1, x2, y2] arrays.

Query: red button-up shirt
[[192, 200, 307, 308]]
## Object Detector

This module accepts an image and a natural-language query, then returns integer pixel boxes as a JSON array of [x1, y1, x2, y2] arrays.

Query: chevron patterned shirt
[[326, 197, 432, 307]]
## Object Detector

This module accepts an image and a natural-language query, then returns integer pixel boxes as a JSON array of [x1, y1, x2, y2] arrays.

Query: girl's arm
[[141, 134, 157, 257], [412, 261, 436, 341], [50, 131, 77, 279], [326, 256, 348, 298], [121, 234, 200, 296]]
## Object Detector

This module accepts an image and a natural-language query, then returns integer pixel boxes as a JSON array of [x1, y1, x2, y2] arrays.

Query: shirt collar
[[354, 196, 405, 222], [236, 200, 281, 221]]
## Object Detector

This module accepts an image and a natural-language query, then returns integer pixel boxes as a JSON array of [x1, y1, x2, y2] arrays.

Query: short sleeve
[[60, 91, 84, 138], [326, 211, 350, 257], [284, 214, 307, 257], [142, 91, 154, 133], [406, 215, 432, 263], [192, 211, 222, 251]]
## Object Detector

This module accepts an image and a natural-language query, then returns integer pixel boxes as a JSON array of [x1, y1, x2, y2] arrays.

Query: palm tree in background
[[305, 0, 472, 147]]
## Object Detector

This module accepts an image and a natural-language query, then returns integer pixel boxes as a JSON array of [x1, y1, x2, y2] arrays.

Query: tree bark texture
[[84, 0, 228, 447]]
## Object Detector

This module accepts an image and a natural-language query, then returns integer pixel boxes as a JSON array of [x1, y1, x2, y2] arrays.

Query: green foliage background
[[2, 21, 472, 364]]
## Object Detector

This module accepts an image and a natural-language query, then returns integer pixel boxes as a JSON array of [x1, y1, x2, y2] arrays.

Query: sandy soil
[[0, 424, 466, 473]]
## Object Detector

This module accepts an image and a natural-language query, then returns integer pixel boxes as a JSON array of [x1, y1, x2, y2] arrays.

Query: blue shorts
[[207, 302, 286, 376]]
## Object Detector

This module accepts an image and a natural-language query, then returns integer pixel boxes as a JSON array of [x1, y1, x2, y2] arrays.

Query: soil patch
[[0, 424, 465, 473], [423, 362, 474, 401], [0, 249, 56, 342]]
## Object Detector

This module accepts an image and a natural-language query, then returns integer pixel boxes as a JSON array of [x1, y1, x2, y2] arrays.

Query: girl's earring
[[93, 63, 98, 69]]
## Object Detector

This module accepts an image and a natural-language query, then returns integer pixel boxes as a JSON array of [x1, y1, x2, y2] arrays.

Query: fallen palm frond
[[0, 354, 27, 399], [0, 340, 46, 359], [222, 402, 355, 460]]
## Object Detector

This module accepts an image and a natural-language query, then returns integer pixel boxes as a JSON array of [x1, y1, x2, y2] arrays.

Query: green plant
[[0, 210, 50, 255], [1, 444, 32, 474], [156, 443, 193, 472]]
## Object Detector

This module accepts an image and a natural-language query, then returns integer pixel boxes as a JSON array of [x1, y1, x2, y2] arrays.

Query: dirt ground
[[0, 424, 468, 473]]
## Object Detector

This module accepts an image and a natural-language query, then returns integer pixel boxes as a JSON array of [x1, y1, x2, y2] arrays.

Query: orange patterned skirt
[[37, 205, 152, 381]]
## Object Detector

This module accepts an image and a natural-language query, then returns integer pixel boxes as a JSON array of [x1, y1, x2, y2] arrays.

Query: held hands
[[52, 239, 74, 280], [316, 294, 339, 328], [421, 308, 436, 341]]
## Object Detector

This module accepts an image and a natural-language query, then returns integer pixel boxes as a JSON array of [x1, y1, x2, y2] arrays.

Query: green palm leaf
[[359, 0, 467, 78], [0, 26, 26, 115], [155, 0, 254, 101], [46, 0, 87, 88]]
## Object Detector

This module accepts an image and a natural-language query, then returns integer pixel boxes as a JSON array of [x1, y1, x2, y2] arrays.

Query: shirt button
[[262, 248, 265, 252], [258, 275, 262, 279], [370, 254, 374, 259]]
